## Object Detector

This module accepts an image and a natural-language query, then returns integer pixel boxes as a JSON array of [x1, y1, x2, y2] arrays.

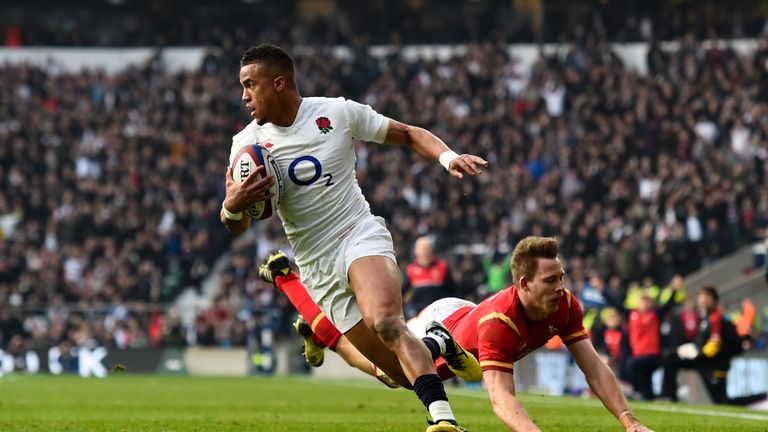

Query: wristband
[[222, 204, 244, 221], [438, 150, 459, 171]]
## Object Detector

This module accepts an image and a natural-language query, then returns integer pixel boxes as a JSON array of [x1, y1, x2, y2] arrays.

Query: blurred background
[[0, 0, 767, 404]]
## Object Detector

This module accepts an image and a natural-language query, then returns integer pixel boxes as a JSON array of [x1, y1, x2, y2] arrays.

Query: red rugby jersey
[[438, 285, 589, 376], [603, 328, 624, 360], [628, 309, 660, 357]]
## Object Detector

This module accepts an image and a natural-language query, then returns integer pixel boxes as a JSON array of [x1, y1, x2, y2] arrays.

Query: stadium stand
[[3, 0, 768, 46], [1, 5, 767, 397]]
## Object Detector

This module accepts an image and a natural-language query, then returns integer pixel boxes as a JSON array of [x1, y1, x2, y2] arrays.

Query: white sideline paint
[[300, 377, 768, 422], [514, 393, 768, 422]]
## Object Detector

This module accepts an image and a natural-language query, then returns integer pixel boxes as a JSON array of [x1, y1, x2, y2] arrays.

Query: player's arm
[[567, 340, 654, 432], [383, 119, 488, 179], [220, 165, 274, 236], [220, 206, 251, 235], [476, 313, 539, 431], [482, 369, 541, 432]]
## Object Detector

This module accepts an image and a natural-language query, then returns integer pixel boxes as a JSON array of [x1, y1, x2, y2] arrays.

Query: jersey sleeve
[[476, 313, 520, 374], [561, 292, 590, 345], [343, 99, 388, 143]]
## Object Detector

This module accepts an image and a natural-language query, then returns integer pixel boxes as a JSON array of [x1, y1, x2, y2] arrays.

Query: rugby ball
[[231, 144, 284, 220]]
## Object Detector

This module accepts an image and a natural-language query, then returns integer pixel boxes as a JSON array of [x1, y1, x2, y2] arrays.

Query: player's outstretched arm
[[482, 369, 541, 432], [567, 340, 655, 432], [384, 119, 488, 179]]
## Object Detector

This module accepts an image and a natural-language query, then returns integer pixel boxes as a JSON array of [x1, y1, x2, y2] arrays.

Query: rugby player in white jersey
[[220, 44, 487, 432]]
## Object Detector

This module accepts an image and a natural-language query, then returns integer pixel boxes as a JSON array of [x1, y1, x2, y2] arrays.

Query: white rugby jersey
[[229, 97, 389, 266]]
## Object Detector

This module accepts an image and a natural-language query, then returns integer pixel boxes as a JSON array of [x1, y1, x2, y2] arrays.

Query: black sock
[[422, 337, 441, 361], [413, 374, 449, 407]]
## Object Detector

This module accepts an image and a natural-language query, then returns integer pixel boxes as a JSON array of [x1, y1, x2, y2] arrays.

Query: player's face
[[240, 63, 276, 126], [527, 258, 566, 315]]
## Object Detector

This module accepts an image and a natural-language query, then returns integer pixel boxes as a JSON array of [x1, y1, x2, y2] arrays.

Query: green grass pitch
[[1, 374, 766, 431]]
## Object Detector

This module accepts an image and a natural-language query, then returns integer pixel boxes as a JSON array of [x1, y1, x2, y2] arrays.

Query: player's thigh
[[343, 320, 411, 388], [347, 255, 403, 322]]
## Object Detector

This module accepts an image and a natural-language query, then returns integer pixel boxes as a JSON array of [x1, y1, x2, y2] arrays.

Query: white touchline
[[302, 378, 768, 422], [457, 388, 768, 422], [635, 404, 768, 421]]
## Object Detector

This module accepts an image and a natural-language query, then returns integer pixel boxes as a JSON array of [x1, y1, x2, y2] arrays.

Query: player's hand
[[223, 165, 275, 213], [448, 153, 488, 179]]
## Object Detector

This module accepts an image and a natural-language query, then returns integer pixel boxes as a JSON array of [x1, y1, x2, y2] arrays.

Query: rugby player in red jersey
[[261, 237, 654, 432]]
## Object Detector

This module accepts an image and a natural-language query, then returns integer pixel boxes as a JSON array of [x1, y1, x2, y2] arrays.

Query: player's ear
[[519, 276, 529, 292], [273, 76, 285, 92]]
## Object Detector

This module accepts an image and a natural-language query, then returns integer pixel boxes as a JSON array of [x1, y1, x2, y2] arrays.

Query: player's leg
[[333, 335, 400, 389], [260, 252, 330, 366], [261, 250, 400, 388], [408, 298, 480, 381], [290, 294, 402, 388], [346, 256, 442, 379], [346, 255, 461, 427]]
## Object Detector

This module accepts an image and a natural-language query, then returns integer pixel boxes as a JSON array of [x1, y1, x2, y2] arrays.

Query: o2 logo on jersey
[[288, 156, 334, 187]]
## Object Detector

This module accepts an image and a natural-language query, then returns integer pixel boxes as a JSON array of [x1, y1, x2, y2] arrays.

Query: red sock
[[275, 273, 343, 350]]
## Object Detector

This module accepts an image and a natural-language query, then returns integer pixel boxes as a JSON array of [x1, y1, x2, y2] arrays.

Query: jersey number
[[288, 156, 334, 187]]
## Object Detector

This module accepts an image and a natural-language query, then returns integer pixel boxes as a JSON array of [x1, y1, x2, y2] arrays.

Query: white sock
[[424, 334, 447, 356], [428, 400, 455, 423], [426, 328, 451, 355]]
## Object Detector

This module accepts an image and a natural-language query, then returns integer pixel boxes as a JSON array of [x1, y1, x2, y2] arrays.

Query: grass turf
[[0, 374, 766, 431]]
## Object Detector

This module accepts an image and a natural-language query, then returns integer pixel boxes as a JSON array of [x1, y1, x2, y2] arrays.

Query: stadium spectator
[[660, 286, 743, 404], [404, 236, 455, 318], [591, 307, 632, 387], [159, 307, 187, 347], [604, 283, 683, 401], [665, 299, 701, 351]]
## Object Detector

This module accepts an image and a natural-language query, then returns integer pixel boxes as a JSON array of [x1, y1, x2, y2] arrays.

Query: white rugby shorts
[[406, 297, 477, 338], [299, 215, 396, 333]]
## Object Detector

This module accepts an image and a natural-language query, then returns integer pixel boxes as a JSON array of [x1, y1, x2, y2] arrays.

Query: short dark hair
[[699, 285, 719, 303], [240, 44, 294, 77]]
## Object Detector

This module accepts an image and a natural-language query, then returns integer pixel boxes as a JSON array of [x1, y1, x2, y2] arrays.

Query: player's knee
[[372, 316, 404, 345]]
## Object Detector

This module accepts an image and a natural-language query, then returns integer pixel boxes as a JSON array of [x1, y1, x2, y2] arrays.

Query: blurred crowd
[[3, 0, 768, 47], [0, 55, 239, 351], [1, 33, 768, 365]]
